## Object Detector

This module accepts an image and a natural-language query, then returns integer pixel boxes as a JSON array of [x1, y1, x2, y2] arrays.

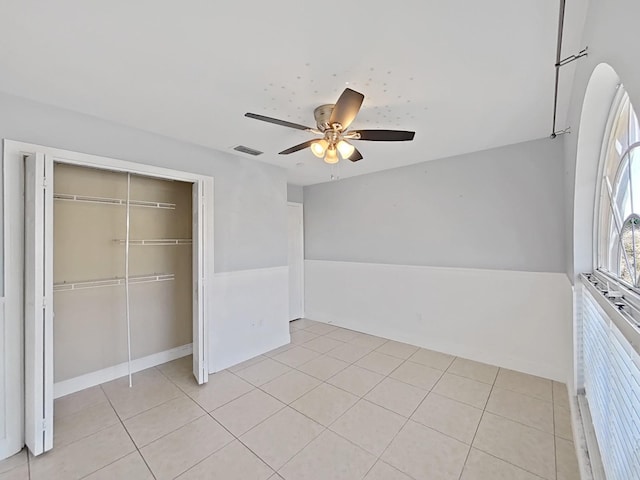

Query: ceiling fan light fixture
[[246, 87, 416, 166], [336, 140, 355, 159], [311, 139, 328, 158], [324, 146, 339, 164]]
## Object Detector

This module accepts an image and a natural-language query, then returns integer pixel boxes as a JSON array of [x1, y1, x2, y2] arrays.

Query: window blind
[[582, 283, 640, 479]]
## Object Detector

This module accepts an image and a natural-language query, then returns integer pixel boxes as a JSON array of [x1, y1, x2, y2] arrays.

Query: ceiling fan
[[245, 88, 415, 164]]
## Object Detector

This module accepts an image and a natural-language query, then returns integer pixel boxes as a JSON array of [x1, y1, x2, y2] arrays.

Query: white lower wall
[[305, 260, 573, 382], [210, 266, 289, 372]]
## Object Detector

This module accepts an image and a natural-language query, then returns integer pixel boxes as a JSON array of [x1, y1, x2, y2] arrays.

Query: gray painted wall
[[304, 137, 566, 273], [287, 184, 303, 203], [0, 92, 287, 272]]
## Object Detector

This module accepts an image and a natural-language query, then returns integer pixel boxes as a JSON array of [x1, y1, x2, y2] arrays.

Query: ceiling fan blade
[[279, 140, 316, 155], [352, 130, 415, 141], [245, 112, 312, 131], [347, 147, 363, 162], [329, 88, 364, 130]]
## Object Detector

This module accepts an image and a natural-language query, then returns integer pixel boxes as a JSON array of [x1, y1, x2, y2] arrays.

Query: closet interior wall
[[53, 163, 193, 383]]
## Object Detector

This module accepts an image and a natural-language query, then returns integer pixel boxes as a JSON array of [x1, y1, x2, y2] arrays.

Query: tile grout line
[[462, 369, 558, 480], [103, 367, 207, 442], [69, 320, 560, 480], [220, 323, 564, 479], [227, 348, 409, 444], [204, 369, 331, 475], [465, 449, 549, 480], [455, 368, 498, 480], [269, 326, 433, 394], [405, 363, 560, 437], [43, 400, 122, 453], [42, 320, 562, 480], [237, 423, 324, 477], [552, 381, 558, 480], [37, 387, 156, 480], [178, 414, 277, 479], [194, 336, 335, 478], [124, 397, 238, 479], [223, 325, 424, 477], [290, 325, 512, 401], [478, 396, 559, 436], [179, 324, 548, 456], [101, 385, 157, 479], [151, 367, 270, 477], [360, 359, 449, 480], [254, 336, 400, 419], [225, 366, 333, 444], [272, 424, 329, 477], [233, 322, 505, 479], [102, 368, 185, 420], [27, 448, 31, 480], [273, 355, 419, 478], [79, 384, 158, 480]]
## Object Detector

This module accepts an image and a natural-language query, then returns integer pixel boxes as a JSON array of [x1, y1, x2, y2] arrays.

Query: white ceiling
[[0, 1, 587, 185]]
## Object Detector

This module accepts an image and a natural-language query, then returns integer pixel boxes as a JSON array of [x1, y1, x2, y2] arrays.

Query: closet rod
[[54, 193, 175, 210], [125, 174, 133, 388], [53, 273, 175, 292]]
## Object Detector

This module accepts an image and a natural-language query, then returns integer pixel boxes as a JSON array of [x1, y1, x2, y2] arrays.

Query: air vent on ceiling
[[233, 145, 263, 156]]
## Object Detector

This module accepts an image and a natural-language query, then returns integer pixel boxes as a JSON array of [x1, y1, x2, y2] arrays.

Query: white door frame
[[287, 202, 304, 320], [2, 139, 214, 456]]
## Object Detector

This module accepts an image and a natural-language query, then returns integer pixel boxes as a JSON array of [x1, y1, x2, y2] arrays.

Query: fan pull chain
[[330, 162, 341, 181]]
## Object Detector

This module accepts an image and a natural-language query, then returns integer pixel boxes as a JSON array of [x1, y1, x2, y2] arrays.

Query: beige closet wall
[[53, 164, 192, 382]]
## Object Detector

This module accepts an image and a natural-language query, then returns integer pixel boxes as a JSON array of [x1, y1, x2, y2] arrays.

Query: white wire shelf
[[112, 239, 192, 246], [54, 193, 176, 210], [54, 273, 175, 292]]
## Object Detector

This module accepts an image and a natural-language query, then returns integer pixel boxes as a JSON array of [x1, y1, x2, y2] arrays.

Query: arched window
[[596, 87, 640, 288]]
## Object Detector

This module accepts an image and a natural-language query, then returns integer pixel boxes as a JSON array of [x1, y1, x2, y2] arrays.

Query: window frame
[[593, 85, 640, 329], [595, 87, 640, 283]]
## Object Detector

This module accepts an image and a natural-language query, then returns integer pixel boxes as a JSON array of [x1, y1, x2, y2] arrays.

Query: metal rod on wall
[[125, 173, 133, 388], [550, 0, 588, 138], [550, 0, 566, 138]]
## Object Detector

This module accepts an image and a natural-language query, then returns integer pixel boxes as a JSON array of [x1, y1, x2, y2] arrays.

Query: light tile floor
[[0, 319, 580, 480]]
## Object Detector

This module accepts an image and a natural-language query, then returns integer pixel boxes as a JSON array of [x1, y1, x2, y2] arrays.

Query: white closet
[[52, 163, 194, 387], [8, 142, 211, 458]]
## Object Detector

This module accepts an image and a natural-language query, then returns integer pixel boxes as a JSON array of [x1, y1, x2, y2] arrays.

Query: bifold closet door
[[192, 181, 207, 384], [24, 153, 54, 455]]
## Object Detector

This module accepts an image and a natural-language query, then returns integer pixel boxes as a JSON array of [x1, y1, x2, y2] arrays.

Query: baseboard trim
[[53, 343, 193, 398], [576, 394, 606, 480]]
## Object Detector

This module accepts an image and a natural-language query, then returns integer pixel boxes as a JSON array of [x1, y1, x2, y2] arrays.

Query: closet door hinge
[[40, 419, 48, 432], [41, 297, 47, 310], [42, 177, 48, 189]]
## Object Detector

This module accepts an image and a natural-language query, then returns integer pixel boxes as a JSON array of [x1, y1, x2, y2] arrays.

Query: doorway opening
[[288, 202, 304, 321]]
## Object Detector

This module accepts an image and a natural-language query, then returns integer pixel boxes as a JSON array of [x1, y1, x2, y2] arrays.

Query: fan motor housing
[[313, 104, 335, 131]]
